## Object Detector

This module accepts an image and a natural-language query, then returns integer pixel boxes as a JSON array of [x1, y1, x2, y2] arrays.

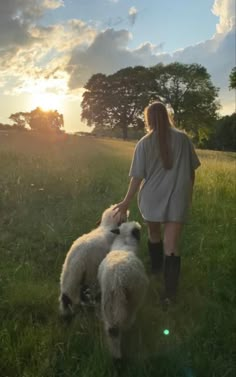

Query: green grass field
[[0, 132, 235, 377]]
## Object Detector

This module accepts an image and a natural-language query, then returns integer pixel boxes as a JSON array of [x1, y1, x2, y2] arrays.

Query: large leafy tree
[[29, 108, 64, 131], [151, 63, 220, 144], [229, 67, 236, 90], [81, 67, 155, 139], [81, 63, 219, 143], [9, 108, 64, 132], [9, 112, 30, 129]]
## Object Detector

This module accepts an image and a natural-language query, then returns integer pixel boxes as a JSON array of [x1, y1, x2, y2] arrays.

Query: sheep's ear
[[111, 228, 120, 235]]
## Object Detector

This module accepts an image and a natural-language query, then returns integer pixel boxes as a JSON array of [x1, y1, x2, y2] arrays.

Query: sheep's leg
[[59, 269, 84, 317], [59, 284, 82, 316], [106, 325, 122, 360], [59, 292, 74, 318]]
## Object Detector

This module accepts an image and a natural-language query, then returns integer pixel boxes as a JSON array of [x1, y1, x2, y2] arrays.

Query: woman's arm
[[114, 177, 143, 216]]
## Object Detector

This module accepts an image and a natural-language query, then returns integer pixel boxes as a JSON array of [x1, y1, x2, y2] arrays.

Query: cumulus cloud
[[163, 30, 235, 111], [66, 23, 234, 93], [212, 0, 235, 33], [128, 6, 138, 26], [0, 0, 97, 95], [133, 41, 164, 57], [0, 0, 234, 115], [43, 0, 64, 9], [66, 29, 142, 89], [0, 1, 36, 48], [0, 0, 64, 50], [162, 0, 235, 111], [65, 0, 235, 113]]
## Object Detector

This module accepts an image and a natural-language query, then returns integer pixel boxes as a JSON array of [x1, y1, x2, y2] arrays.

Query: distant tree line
[[1, 65, 235, 151], [229, 66, 236, 90], [204, 113, 236, 151], [0, 107, 64, 133], [81, 62, 235, 151]]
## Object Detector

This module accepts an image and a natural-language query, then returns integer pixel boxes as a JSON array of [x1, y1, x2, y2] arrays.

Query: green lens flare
[[163, 329, 170, 335]]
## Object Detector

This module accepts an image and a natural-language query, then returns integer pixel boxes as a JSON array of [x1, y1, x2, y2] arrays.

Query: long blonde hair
[[144, 101, 173, 170]]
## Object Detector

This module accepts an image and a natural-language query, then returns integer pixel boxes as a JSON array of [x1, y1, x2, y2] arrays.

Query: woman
[[114, 101, 200, 303]]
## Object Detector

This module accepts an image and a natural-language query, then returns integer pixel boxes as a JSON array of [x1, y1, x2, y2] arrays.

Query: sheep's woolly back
[[61, 226, 115, 290], [98, 221, 148, 358], [98, 250, 148, 331], [99, 250, 148, 299], [59, 205, 128, 312]]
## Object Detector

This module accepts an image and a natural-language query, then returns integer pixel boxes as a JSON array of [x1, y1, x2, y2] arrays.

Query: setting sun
[[31, 92, 64, 112]]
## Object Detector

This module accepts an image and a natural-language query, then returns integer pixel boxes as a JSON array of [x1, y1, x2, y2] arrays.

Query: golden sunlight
[[31, 92, 64, 112]]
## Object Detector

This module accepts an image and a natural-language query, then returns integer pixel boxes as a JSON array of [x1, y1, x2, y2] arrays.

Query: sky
[[0, 0, 235, 133]]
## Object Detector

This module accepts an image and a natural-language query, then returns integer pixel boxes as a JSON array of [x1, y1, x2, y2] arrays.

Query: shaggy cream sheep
[[98, 221, 149, 359], [59, 205, 127, 317]]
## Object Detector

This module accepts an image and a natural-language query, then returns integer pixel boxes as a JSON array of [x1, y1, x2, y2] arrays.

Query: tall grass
[[0, 133, 235, 377]]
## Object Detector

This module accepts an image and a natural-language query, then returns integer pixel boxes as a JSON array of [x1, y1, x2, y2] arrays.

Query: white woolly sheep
[[98, 221, 149, 359], [59, 205, 128, 317]]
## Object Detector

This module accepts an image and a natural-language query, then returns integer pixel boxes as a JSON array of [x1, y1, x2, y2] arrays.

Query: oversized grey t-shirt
[[129, 128, 201, 222]]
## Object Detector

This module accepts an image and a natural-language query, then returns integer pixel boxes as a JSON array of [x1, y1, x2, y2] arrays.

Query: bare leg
[[163, 222, 183, 255], [146, 221, 163, 273], [146, 221, 162, 243]]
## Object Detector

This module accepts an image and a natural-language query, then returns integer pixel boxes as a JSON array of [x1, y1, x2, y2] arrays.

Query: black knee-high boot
[[147, 240, 164, 273], [164, 254, 181, 299]]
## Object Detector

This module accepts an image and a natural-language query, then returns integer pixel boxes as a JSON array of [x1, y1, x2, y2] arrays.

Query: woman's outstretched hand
[[113, 177, 142, 218], [113, 200, 129, 218]]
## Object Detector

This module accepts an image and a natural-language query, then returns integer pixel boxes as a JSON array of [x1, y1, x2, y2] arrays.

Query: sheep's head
[[99, 204, 129, 229], [112, 221, 141, 243]]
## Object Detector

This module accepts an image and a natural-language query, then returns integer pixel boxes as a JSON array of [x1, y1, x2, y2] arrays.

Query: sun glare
[[31, 92, 64, 112]]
